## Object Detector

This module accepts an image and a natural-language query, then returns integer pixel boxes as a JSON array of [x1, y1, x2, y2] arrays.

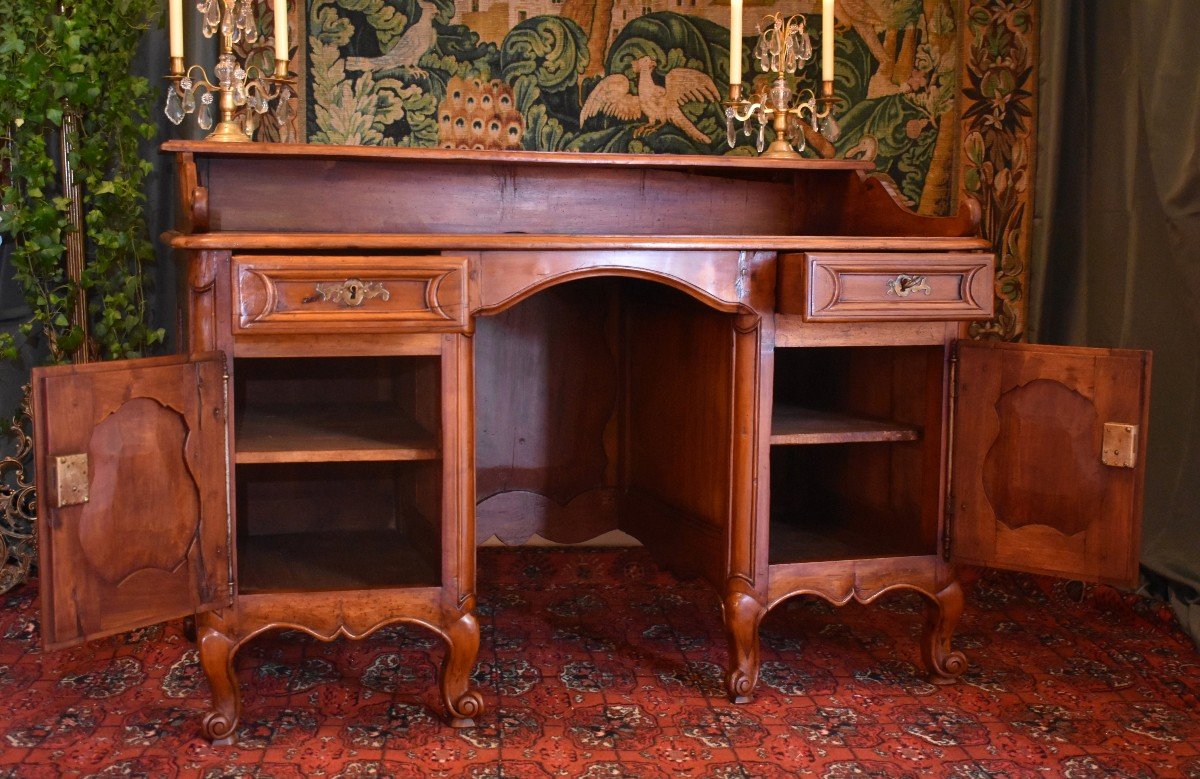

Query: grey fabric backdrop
[[1032, 0, 1200, 644]]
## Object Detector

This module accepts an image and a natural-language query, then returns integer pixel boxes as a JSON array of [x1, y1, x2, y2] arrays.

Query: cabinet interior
[[233, 357, 442, 593], [769, 345, 945, 563]]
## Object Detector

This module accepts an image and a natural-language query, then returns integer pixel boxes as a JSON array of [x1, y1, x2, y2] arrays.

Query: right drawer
[[778, 252, 994, 322]]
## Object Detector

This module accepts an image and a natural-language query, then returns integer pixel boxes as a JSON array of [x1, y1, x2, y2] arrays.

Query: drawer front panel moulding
[[233, 255, 468, 333], [779, 252, 994, 322]]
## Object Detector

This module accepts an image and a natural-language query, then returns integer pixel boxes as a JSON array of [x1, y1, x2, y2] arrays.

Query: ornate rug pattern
[[0, 548, 1197, 776]]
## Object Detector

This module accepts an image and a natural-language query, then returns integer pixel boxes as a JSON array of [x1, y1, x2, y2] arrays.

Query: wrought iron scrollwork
[[0, 385, 36, 593]]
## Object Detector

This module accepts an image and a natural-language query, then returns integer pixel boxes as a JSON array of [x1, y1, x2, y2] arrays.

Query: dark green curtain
[[1032, 0, 1200, 644]]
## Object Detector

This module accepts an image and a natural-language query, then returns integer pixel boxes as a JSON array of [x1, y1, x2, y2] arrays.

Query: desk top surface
[[161, 141, 876, 172]]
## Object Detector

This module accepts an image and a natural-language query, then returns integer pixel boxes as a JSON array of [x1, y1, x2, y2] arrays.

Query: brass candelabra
[[724, 13, 840, 158], [164, 0, 294, 142]]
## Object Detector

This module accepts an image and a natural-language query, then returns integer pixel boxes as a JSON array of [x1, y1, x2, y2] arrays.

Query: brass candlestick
[[164, 0, 294, 142], [724, 13, 840, 158]]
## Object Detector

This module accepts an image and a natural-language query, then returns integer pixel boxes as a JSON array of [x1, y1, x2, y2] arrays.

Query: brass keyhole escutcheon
[[306, 278, 390, 308], [886, 273, 932, 298]]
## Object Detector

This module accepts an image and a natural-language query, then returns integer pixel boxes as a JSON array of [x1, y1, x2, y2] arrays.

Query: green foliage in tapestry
[[502, 16, 589, 150], [306, 1, 962, 213], [309, 0, 499, 145], [0, 0, 164, 364]]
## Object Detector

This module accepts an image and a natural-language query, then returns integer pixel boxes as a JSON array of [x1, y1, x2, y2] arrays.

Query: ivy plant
[[0, 0, 165, 365]]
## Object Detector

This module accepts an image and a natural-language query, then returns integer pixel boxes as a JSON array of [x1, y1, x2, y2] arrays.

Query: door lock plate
[[53, 453, 89, 507], [1101, 423, 1138, 468]]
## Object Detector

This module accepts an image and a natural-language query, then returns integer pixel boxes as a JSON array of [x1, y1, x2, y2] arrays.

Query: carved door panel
[[32, 353, 231, 649], [950, 341, 1151, 587]]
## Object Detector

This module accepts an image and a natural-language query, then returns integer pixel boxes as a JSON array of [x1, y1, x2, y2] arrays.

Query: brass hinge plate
[[1101, 423, 1138, 468], [53, 453, 89, 507]]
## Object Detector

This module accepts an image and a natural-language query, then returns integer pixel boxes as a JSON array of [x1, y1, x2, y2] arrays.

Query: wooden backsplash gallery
[[249, 0, 1035, 340]]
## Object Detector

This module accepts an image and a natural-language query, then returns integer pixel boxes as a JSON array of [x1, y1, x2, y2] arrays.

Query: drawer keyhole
[[886, 274, 931, 298], [308, 278, 391, 307]]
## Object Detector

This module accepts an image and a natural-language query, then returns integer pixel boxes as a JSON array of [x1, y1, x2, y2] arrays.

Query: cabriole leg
[[441, 611, 483, 727], [922, 580, 968, 683], [722, 590, 766, 704], [198, 624, 242, 745]]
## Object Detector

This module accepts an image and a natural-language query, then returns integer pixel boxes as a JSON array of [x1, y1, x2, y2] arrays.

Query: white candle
[[729, 0, 742, 85], [169, 0, 184, 60], [822, 0, 834, 82], [274, 0, 289, 62]]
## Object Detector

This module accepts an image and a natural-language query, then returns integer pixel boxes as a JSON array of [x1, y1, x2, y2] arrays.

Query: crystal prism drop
[[233, 84, 246, 106], [725, 112, 736, 149], [796, 131, 806, 153], [821, 113, 841, 142], [255, 85, 270, 114], [203, 0, 220, 36], [164, 89, 184, 124], [183, 87, 196, 114], [198, 101, 213, 130], [276, 87, 292, 127], [799, 33, 813, 61], [756, 121, 765, 153]]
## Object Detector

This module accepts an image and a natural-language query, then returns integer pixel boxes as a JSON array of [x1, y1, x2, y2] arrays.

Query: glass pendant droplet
[[276, 87, 292, 127], [821, 114, 841, 142], [182, 87, 196, 114], [756, 120, 765, 153], [198, 100, 213, 130], [164, 89, 184, 124], [799, 33, 813, 61], [725, 112, 736, 149], [203, 0, 220, 36]]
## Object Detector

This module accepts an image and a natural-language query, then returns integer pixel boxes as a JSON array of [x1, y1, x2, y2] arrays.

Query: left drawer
[[233, 255, 469, 334]]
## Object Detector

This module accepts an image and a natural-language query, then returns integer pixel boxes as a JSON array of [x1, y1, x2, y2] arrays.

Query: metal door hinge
[[1101, 423, 1138, 468], [942, 342, 959, 562], [52, 453, 89, 507]]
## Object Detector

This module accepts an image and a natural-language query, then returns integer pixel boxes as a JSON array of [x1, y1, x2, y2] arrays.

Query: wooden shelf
[[770, 405, 920, 446], [236, 403, 439, 464], [768, 505, 933, 565], [238, 530, 439, 594]]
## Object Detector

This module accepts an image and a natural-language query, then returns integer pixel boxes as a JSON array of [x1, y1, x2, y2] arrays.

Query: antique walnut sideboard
[[30, 144, 1151, 744]]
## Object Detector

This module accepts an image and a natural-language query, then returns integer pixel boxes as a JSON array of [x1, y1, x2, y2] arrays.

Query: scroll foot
[[722, 590, 765, 704], [922, 580, 968, 684], [198, 625, 242, 745], [441, 611, 483, 727]]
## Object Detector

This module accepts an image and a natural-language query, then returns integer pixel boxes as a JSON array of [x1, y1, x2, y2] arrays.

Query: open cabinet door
[[32, 353, 232, 649], [950, 341, 1151, 587]]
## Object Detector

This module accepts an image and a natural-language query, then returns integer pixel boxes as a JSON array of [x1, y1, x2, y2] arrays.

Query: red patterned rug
[[0, 548, 1198, 777]]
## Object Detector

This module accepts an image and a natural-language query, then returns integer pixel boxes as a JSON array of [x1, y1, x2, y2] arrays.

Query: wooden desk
[[30, 144, 1150, 744]]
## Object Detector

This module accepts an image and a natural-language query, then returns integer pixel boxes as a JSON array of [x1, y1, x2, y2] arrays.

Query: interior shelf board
[[770, 405, 920, 445], [236, 403, 439, 464], [767, 511, 932, 565], [238, 530, 439, 594]]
